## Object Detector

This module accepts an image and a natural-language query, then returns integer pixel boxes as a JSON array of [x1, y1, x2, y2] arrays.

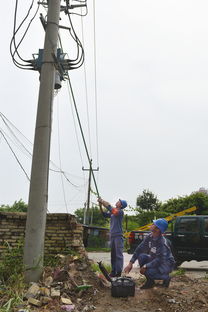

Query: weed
[[0, 294, 24, 312], [171, 268, 186, 276], [0, 241, 27, 311], [86, 247, 111, 252], [44, 255, 62, 267], [0, 241, 24, 284], [91, 262, 111, 273], [204, 272, 208, 279]]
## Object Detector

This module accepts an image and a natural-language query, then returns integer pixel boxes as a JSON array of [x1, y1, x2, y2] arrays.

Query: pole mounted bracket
[[40, 13, 71, 31], [31, 48, 70, 79]]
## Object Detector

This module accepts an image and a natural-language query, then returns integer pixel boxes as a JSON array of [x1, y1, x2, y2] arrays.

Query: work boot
[[115, 272, 122, 277], [140, 278, 155, 289], [162, 277, 171, 288]]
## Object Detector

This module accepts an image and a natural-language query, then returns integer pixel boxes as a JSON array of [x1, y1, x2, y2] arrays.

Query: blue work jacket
[[130, 233, 175, 274], [103, 205, 123, 237]]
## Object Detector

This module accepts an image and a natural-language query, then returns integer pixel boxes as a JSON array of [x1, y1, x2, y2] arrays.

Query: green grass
[[91, 262, 111, 273], [0, 294, 24, 312], [86, 247, 111, 252], [171, 268, 186, 276], [204, 272, 208, 279]]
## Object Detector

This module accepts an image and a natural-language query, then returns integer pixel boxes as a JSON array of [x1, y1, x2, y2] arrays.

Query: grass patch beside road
[[86, 247, 111, 252]]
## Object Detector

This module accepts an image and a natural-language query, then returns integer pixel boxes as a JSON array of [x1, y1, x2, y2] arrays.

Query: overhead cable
[[80, 7, 92, 156], [93, 0, 99, 169], [56, 96, 69, 213], [66, 73, 100, 197], [10, 0, 39, 70], [0, 129, 30, 181], [0, 112, 83, 188]]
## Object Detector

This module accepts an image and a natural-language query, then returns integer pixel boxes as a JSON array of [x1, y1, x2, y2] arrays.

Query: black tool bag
[[97, 261, 135, 298], [111, 276, 135, 298]]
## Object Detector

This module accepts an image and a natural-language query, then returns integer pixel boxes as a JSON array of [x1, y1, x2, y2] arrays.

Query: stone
[[51, 287, 61, 297], [25, 283, 40, 299], [44, 276, 53, 287], [39, 287, 50, 296], [28, 297, 42, 307], [167, 298, 176, 304], [61, 304, 75, 311], [41, 296, 52, 304], [61, 297, 73, 304]]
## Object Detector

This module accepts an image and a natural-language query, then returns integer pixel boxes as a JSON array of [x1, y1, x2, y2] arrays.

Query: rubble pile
[[15, 254, 103, 312]]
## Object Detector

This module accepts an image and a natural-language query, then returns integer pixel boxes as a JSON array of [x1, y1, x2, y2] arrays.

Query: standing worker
[[124, 218, 175, 289], [98, 198, 127, 277]]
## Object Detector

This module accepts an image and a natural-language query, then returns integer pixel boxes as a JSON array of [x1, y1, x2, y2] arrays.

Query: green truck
[[127, 215, 208, 266]]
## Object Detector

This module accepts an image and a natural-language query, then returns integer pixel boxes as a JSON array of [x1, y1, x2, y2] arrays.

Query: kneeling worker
[[124, 218, 175, 289]]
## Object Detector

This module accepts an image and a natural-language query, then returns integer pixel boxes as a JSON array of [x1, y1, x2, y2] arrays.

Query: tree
[[74, 205, 109, 227], [74, 207, 85, 224], [136, 189, 161, 211], [160, 192, 208, 215], [0, 199, 27, 212]]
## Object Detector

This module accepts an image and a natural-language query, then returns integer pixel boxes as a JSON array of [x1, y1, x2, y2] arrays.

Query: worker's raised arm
[[98, 198, 110, 208], [98, 197, 111, 215]]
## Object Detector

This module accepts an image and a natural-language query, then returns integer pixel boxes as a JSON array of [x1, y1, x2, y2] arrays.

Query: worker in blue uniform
[[98, 197, 127, 277], [124, 218, 175, 289]]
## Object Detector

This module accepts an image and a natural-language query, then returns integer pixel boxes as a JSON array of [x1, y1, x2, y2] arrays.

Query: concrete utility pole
[[82, 159, 99, 225], [23, 0, 61, 283]]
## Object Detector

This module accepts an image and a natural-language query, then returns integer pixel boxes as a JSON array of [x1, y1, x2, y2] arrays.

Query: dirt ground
[[12, 255, 208, 312], [93, 273, 208, 312], [86, 253, 208, 312], [74, 264, 208, 312]]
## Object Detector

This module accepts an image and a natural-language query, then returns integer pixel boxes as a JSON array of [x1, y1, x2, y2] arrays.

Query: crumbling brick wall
[[0, 212, 85, 257]]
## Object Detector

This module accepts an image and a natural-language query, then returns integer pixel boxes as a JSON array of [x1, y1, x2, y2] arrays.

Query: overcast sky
[[1, 0, 208, 214]]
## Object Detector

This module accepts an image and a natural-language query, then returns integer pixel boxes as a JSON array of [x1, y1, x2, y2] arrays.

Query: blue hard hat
[[119, 199, 127, 209], [153, 218, 168, 233]]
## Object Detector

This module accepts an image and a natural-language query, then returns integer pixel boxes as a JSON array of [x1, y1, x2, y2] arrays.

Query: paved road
[[87, 251, 208, 270]]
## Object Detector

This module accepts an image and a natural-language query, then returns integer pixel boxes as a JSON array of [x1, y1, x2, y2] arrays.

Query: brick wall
[[0, 212, 85, 256]]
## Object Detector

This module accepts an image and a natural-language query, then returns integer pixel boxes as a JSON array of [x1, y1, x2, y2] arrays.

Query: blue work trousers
[[138, 253, 173, 281], [110, 236, 124, 275]]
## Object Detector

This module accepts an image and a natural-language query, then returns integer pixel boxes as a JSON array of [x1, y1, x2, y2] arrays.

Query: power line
[[0, 113, 33, 158], [56, 96, 69, 213], [80, 8, 92, 157], [0, 129, 30, 181], [9, 0, 101, 206], [66, 73, 100, 197], [10, 0, 40, 70], [93, 0, 99, 169], [0, 112, 84, 188]]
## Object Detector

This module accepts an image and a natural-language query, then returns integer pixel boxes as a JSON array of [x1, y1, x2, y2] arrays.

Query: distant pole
[[23, 0, 61, 283], [82, 159, 99, 224], [90, 204, 94, 225], [83, 201, 87, 224]]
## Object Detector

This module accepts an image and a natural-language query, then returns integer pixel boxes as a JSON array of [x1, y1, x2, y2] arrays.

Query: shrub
[[87, 235, 107, 248]]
